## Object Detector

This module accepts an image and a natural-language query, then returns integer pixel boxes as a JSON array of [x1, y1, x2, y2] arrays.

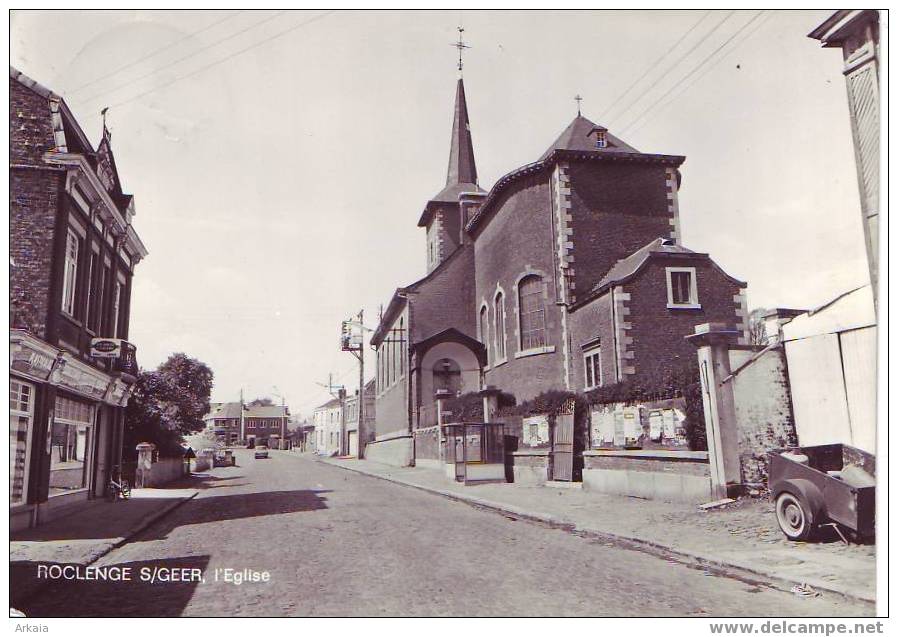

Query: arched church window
[[519, 275, 547, 350], [494, 292, 506, 360], [479, 305, 490, 365]]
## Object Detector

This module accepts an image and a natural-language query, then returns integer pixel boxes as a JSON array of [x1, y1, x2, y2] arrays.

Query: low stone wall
[[143, 457, 186, 487], [413, 426, 440, 462], [582, 449, 712, 503], [366, 435, 414, 467], [510, 449, 550, 485]]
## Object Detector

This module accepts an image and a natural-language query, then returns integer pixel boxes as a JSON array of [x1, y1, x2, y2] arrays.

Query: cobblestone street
[[16, 450, 871, 617]]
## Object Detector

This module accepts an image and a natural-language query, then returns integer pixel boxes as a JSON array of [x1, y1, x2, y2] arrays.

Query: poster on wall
[[522, 415, 550, 447], [590, 407, 616, 447]]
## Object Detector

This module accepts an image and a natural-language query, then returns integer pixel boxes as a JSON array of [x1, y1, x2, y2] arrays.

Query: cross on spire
[[574, 94, 583, 117], [451, 26, 470, 76]]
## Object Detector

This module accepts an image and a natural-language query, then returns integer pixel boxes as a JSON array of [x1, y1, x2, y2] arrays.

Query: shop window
[[49, 396, 93, 496], [10, 379, 35, 505]]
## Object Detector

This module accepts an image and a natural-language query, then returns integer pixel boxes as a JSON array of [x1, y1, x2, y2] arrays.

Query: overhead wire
[[65, 11, 244, 96], [72, 10, 290, 107], [101, 10, 336, 112], [599, 10, 711, 122], [607, 10, 736, 129], [625, 11, 774, 137], [618, 10, 766, 136]]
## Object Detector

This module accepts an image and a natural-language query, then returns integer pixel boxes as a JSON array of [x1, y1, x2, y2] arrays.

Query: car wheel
[[775, 491, 817, 541]]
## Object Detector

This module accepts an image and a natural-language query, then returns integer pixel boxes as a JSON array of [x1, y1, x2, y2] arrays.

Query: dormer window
[[595, 130, 607, 149]]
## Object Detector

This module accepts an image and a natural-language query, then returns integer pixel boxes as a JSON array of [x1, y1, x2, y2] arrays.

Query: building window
[[50, 396, 93, 496], [479, 305, 490, 364], [399, 318, 405, 377], [494, 292, 507, 361], [86, 250, 102, 332], [666, 267, 700, 308], [518, 275, 547, 350], [595, 130, 607, 148], [583, 346, 602, 390], [112, 279, 123, 338], [61, 229, 80, 316], [10, 379, 35, 505]]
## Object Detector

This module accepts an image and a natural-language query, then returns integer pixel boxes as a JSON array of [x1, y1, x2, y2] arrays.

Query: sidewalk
[[319, 457, 876, 606], [10, 482, 198, 607]]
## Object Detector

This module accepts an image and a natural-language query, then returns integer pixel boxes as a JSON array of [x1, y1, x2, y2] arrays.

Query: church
[[367, 69, 749, 467]]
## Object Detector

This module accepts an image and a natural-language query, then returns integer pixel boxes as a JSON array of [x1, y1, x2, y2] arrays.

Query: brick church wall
[[568, 161, 676, 296], [474, 173, 566, 401]]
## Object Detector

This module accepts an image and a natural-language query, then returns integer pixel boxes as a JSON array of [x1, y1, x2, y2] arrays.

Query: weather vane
[[574, 94, 583, 117], [451, 26, 470, 75]]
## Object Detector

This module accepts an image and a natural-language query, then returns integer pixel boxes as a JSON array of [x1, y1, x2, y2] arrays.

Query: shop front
[[10, 330, 132, 531]]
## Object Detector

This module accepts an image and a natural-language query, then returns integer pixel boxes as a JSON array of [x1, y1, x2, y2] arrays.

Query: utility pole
[[239, 388, 245, 444], [357, 308, 365, 459]]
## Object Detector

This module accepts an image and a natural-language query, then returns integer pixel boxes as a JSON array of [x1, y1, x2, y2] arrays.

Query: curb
[[10, 490, 198, 609], [320, 458, 875, 607]]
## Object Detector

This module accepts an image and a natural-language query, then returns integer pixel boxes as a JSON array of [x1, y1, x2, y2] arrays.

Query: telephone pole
[[357, 308, 366, 458]]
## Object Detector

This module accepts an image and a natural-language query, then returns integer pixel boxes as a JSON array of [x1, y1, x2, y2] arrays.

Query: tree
[[249, 397, 274, 407], [748, 307, 771, 346], [123, 353, 214, 459]]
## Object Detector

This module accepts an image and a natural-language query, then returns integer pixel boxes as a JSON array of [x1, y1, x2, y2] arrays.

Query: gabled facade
[[367, 74, 747, 467], [313, 397, 343, 456], [10, 67, 148, 530]]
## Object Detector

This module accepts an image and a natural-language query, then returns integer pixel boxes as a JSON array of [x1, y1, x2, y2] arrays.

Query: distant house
[[202, 402, 290, 449], [343, 379, 376, 457], [312, 397, 343, 456]]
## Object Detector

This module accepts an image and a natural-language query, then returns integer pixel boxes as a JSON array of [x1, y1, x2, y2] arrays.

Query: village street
[[15, 449, 869, 617]]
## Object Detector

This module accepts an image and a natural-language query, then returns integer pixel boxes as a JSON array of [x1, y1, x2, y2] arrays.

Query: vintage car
[[254, 445, 269, 459]]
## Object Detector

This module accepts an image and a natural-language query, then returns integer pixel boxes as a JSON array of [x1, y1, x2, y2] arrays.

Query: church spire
[[446, 76, 478, 187]]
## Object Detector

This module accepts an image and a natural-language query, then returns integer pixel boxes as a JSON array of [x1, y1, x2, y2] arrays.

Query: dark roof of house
[[205, 402, 243, 420], [246, 405, 288, 418], [571, 238, 747, 309], [539, 115, 639, 160], [594, 238, 696, 290]]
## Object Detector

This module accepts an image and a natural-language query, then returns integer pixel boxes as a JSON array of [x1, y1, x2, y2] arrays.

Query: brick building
[[203, 402, 290, 448], [367, 76, 746, 466], [10, 67, 148, 530]]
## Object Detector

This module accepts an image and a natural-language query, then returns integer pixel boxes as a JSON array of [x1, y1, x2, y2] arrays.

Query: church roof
[[419, 78, 485, 227], [539, 115, 639, 160]]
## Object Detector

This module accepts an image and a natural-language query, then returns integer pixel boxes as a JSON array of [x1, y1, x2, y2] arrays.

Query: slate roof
[[419, 78, 486, 227], [594, 238, 696, 291], [539, 115, 640, 160], [205, 402, 243, 420], [246, 405, 288, 418], [315, 397, 342, 411]]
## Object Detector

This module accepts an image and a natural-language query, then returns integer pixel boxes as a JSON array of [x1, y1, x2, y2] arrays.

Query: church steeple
[[446, 78, 478, 188]]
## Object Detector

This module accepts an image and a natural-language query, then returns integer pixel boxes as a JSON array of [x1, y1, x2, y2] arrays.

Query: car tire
[[775, 491, 817, 541]]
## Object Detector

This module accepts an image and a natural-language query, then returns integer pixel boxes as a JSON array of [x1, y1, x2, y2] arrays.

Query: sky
[[9, 10, 870, 419]]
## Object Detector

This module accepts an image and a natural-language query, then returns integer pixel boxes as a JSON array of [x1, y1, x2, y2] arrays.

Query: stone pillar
[[480, 386, 501, 423], [135, 442, 154, 489], [686, 323, 742, 500]]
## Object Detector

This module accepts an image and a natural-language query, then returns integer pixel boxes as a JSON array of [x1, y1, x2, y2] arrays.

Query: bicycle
[[105, 466, 131, 502]]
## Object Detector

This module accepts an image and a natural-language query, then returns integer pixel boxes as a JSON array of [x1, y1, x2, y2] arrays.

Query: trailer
[[768, 443, 875, 542]]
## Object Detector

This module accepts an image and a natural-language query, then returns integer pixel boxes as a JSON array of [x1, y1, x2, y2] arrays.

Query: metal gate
[[551, 400, 575, 481]]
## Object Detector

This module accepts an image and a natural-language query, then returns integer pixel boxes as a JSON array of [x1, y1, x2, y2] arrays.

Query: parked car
[[254, 446, 269, 459]]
